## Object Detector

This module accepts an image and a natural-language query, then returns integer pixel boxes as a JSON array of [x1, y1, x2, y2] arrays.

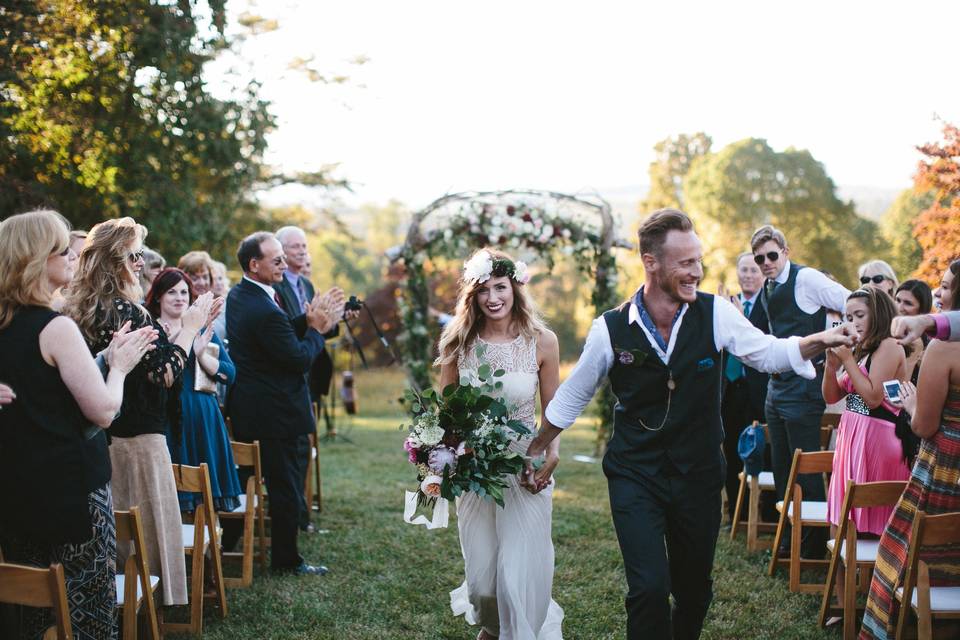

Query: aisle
[[186, 373, 837, 639]]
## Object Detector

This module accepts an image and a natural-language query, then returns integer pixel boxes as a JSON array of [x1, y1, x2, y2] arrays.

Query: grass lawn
[[188, 369, 838, 640]]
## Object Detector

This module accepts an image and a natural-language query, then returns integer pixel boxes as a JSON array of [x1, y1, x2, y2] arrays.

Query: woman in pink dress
[[824, 287, 911, 536]]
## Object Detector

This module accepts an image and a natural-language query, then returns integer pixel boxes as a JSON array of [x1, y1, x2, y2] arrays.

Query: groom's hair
[[638, 208, 694, 257]]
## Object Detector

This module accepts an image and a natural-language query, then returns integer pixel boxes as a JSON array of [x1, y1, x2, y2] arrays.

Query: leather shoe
[[776, 544, 791, 559], [293, 562, 328, 576]]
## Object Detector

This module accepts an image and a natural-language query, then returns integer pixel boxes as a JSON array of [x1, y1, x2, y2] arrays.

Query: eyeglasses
[[128, 251, 145, 263], [753, 251, 780, 265], [860, 275, 886, 285]]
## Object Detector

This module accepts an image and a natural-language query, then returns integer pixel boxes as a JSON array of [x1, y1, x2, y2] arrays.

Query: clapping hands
[[306, 287, 345, 334], [182, 292, 216, 333], [106, 320, 159, 374]]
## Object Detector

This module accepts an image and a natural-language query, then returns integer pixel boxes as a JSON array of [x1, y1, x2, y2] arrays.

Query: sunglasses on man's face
[[753, 251, 780, 265], [860, 275, 886, 285]]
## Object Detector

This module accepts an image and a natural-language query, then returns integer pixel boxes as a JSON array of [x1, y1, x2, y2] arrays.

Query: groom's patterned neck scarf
[[633, 287, 684, 354]]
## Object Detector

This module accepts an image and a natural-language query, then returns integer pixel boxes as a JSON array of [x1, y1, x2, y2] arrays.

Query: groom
[[524, 209, 855, 639]]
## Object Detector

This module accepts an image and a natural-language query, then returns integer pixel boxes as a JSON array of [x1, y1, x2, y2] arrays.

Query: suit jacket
[[274, 273, 336, 399], [722, 293, 769, 419], [226, 278, 326, 440]]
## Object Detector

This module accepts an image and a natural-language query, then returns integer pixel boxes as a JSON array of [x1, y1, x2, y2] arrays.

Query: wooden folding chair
[[768, 448, 833, 593], [219, 440, 267, 586], [821, 412, 841, 450], [818, 480, 907, 638], [115, 506, 162, 640], [895, 511, 960, 640], [730, 424, 777, 552], [0, 562, 73, 640], [164, 463, 228, 637]]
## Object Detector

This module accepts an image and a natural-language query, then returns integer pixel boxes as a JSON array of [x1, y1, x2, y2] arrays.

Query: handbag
[[737, 420, 766, 477], [193, 341, 220, 394]]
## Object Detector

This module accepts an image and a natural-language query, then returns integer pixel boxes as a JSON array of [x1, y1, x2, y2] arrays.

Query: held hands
[[306, 287, 345, 334], [106, 321, 159, 374], [823, 323, 858, 349], [182, 292, 215, 333], [829, 343, 855, 367], [891, 315, 935, 346], [530, 454, 558, 494]]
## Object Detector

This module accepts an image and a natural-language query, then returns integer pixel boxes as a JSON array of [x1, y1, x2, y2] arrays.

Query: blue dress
[[168, 332, 242, 512]]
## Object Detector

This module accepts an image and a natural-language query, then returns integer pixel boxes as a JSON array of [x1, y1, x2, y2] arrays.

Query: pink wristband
[[931, 314, 950, 341]]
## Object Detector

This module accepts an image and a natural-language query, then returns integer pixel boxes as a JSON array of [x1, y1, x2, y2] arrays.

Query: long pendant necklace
[[638, 370, 675, 432]]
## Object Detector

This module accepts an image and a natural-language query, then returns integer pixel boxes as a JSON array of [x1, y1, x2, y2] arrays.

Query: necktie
[[297, 277, 309, 312], [725, 298, 752, 382], [765, 279, 778, 299], [273, 291, 286, 312]]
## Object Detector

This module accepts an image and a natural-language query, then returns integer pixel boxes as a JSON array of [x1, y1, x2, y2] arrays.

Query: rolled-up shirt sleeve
[[544, 318, 614, 429], [714, 296, 816, 379]]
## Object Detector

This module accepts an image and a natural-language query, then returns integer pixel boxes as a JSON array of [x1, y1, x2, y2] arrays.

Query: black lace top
[[89, 298, 187, 439]]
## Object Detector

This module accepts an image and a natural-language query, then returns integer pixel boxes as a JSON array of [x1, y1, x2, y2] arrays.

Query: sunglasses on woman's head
[[128, 251, 144, 263], [753, 251, 780, 265], [860, 275, 886, 285]]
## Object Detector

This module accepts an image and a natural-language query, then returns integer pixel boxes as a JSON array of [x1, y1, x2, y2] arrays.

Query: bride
[[437, 248, 564, 640]]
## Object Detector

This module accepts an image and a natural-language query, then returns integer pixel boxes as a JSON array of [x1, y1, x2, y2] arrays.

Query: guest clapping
[[145, 268, 241, 512], [64, 217, 216, 607], [0, 209, 156, 639]]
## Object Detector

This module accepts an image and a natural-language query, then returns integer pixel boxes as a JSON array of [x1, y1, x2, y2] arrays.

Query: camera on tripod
[[343, 295, 363, 317]]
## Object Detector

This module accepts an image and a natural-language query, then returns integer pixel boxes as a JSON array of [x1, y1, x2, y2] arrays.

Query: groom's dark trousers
[[606, 457, 723, 640]]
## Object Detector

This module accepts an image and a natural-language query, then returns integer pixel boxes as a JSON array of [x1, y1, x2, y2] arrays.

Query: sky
[[209, 0, 960, 211]]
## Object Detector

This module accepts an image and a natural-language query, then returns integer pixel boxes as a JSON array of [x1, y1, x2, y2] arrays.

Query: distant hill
[[595, 183, 902, 231]]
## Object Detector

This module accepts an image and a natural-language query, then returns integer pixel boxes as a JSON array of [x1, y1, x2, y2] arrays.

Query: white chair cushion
[[182, 523, 210, 550], [116, 574, 160, 605], [826, 538, 881, 563], [775, 500, 829, 523], [233, 494, 258, 512], [897, 586, 960, 613]]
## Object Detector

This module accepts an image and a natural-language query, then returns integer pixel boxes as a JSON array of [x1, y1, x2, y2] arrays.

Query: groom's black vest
[[602, 293, 724, 477]]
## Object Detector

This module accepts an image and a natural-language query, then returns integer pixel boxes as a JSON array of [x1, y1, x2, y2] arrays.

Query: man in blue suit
[[226, 231, 344, 575]]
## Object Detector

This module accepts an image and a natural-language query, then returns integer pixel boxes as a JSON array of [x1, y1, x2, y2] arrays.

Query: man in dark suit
[[226, 231, 344, 575], [274, 225, 338, 533], [719, 252, 770, 523]]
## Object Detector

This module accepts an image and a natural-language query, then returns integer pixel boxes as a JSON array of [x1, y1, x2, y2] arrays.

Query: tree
[[0, 1, 342, 262], [912, 122, 960, 285], [879, 188, 934, 280], [682, 138, 878, 286], [640, 132, 712, 212]]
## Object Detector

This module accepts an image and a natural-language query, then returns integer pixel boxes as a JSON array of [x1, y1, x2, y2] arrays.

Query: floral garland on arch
[[392, 190, 625, 449]]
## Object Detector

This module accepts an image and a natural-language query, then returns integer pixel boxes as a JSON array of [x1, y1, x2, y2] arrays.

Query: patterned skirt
[[859, 386, 960, 639], [1, 484, 117, 640]]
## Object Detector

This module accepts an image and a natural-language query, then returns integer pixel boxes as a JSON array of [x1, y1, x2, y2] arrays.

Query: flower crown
[[463, 250, 530, 285]]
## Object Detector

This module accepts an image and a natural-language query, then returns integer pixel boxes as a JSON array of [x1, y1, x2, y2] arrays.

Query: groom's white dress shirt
[[544, 292, 817, 429]]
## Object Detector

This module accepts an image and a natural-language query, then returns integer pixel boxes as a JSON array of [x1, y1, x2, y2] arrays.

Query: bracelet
[[930, 314, 950, 341]]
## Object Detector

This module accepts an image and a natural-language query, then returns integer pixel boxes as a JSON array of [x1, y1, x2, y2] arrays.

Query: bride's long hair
[[435, 248, 547, 366]]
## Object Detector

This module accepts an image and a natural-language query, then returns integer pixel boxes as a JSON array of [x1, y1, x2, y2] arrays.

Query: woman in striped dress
[[860, 260, 960, 639]]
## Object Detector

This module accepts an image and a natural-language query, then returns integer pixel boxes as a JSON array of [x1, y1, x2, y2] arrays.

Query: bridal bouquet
[[402, 347, 530, 527]]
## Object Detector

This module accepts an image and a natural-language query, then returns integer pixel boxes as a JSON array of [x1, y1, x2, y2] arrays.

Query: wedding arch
[[391, 189, 628, 446]]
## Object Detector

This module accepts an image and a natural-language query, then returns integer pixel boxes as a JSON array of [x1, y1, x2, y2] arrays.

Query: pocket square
[[697, 357, 715, 371]]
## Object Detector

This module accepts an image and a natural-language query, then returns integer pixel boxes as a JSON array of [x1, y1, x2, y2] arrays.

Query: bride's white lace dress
[[450, 334, 564, 639]]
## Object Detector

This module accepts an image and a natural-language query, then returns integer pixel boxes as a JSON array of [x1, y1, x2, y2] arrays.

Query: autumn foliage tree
[[912, 122, 960, 285]]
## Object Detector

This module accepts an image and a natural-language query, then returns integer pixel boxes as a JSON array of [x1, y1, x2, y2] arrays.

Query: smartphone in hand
[[882, 380, 902, 403]]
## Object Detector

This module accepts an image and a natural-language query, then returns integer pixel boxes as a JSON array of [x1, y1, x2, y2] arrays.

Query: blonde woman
[[0, 209, 155, 639], [438, 248, 563, 640], [64, 217, 218, 607], [857, 260, 898, 298]]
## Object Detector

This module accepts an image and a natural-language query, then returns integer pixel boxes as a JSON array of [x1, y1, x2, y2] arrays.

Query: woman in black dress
[[0, 209, 156, 640]]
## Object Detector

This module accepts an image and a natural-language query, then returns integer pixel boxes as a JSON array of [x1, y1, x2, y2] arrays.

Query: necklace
[[637, 371, 675, 432]]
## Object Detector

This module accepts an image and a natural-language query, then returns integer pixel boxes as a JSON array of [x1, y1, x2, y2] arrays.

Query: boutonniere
[[614, 347, 647, 367]]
